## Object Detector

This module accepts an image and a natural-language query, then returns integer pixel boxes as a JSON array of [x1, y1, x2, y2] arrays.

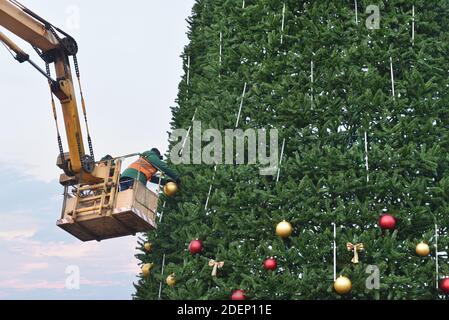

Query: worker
[[119, 148, 180, 191], [100, 154, 113, 163], [99, 154, 114, 168]]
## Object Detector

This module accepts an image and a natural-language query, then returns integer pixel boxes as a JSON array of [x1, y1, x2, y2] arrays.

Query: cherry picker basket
[[57, 158, 158, 242]]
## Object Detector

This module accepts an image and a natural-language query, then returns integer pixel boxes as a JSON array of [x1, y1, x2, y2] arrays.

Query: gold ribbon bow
[[346, 243, 364, 264], [208, 260, 225, 276]]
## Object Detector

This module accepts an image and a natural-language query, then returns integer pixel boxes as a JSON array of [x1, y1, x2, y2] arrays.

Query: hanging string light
[[219, 31, 223, 66], [390, 57, 396, 99], [235, 82, 248, 128], [158, 253, 166, 300], [364, 131, 370, 182], [332, 223, 337, 281], [435, 224, 439, 290], [276, 138, 286, 183], [412, 5, 415, 46], [280, 3, 286, 45], [187, 55, 191, 87], [310, 60, 314, 103]]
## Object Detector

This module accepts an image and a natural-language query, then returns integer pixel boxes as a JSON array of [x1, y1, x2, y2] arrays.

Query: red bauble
[[440, 278, 449, 294], [231, 289, 246, 300], [263, 258, 277, 271], [188, 239, 203, 254], [379, 214, 396, 230]]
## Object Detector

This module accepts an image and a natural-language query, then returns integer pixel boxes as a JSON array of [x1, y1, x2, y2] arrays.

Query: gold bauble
[[144, 242, 153, 252], [141, 263, 153, 278], [166, 273, 176, 286], [276, 220, 293, 239], [334, 276, 352, 295], [164, 182, 179, 197], [416, 242, 430, 257]]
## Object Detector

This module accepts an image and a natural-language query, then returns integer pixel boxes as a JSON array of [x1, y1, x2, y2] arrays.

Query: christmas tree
[[134, 0, 449, 300]]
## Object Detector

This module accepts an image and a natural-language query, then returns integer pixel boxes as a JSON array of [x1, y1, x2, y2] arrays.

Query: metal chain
[[48, 26, 60, 40], [73, 55, 95, 161], [32, 46, 43, 59], [46, 63, 65, 163], [76, 133, 86, 171], [37, 23, 94, 170], [46, 27, 68, 75]]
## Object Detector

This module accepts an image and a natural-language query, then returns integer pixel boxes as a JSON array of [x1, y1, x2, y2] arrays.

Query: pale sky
[[1, 0, 194, 180], [0, 0, 195, 299]]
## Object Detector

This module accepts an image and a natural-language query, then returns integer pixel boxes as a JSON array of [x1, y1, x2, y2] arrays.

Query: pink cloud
[[0, 278, 123, 290], [103, 261, 141, 275], [80, 278, 123, 287], [20, 263, 49, 273], [0, 218, 140, 298], [9, 240, 100, 258], [0, 229, 37, 241], [0, 279, 66, 290]]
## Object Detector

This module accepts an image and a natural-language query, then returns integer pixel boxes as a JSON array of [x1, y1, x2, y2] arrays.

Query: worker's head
[[151, 148, 163, 160], [101, 154, 113, 162]]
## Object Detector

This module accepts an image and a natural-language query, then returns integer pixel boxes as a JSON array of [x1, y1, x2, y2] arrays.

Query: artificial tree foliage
[[134, 0, 449, 300]]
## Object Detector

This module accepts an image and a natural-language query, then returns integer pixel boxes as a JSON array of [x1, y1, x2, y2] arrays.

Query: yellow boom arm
[[0, 0, 100, 184]]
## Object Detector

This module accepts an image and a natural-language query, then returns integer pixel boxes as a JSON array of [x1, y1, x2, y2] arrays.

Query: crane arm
[[0, 0, 58, 51], [0, 30, 57, 82], [0, 0, 99, 184]]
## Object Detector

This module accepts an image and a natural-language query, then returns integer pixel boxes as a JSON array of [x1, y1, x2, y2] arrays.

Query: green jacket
[[121, 150, 180, 185]]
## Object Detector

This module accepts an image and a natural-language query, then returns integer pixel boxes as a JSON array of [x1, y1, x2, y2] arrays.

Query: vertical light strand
[[355, 0, 359, 25], [412, 5, 415, 45], [180, 108, 198, 157], [235, 82, 248, 128], [219, 31, 223, 66], [159, 201, 166, 223], [276, 138, 286, 183], [204, 183, 213, 210], [390, 57, 395, 99], [157, 173, 164, 195], [158, 253, 166, 300], [364, 131, 370, 182], [280, 3, 286, 45], [333, 223, 337, 281], [310, 60, 314, 102], [435, 224, 439, 290], [186, 55, 191, 86], [181, 127, 192, 156], [242, 0, 245, 9], [204, 165, 218, 211]]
